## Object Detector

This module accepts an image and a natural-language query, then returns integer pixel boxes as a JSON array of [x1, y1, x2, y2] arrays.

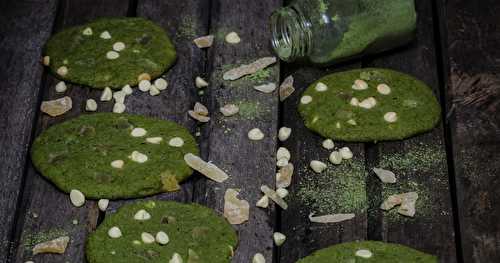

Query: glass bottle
[[270, 0, 417, 65]]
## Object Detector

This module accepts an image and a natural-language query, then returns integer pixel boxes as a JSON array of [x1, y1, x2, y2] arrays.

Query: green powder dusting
[[23, 228, 68, 250], [380, 143, 446, 175], [237, 101, 266, 120], [244, 68, 271, 82], [176, 16, 197, 39], [296, 158, 367, 214]]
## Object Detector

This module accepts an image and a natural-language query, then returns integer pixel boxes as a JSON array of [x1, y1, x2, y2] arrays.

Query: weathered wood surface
[[11, 1, 130, 262], [363, 0, 457, 261], [438, 0, 500, 262], [193, 0, 281, 261], [0, 1, 58, 261]]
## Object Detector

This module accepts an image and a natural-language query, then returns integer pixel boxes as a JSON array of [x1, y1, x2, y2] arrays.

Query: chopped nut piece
[[113, 42, 126, 52], [224, 188, 250, 224], [195, 76, 209, 88], [194, 102, 209, 116], [41, 97, 72, 117], [154, 78, 168, 90], [57, 66, 68, 76], [377, 83, 391, 95], [100, 87, 113, 101], [43, 55, 50, 66], [106, 51, 120, 60], [98, 199, 109, 211], [122, 85, 133, 95], [131, 127, 147, 137], [223, 57, 277, 81], [350, 97, 360, 106], [70, 189, 85, 207], [188, 110, 210, 122], [169, 137, 184, 147], [310, 160, 327, 173], [193, 35, 214, 48], [225, 32, 241, 44], [256, 195, 269, 208], [137, 73, 151, 82], [184, 153, 229, 182], [329, 151, 342, 165], [149, 85, 160, 96], [55, 81, 67, 93], [315, 82, 328, 92], [220, 104, 239, 116], [100, 31, 111, 39], [380, 192, 418, 217], [261, 185, 288, 210], [277, 147, 291, 161], [355, 249, 373, 258], [156, 231, 169, 245], [322, 139, 335, 150], [141, 232, 155, 244], [254, 83, 276, 93], [113, 91, 126, 104], [82, 27, 93, 35], [372, 168, 397, 183], [300, 95, 312, 104], [308, 213, 355, 223], [138, 79, 151, 92], [85, 99, 97, 112], [358, 97, 377, 109], [384, 112, 398, 123], [352, 79, 368, 90], [273, 232, 286, 246], [248, 128, 265, 140], [278, 127, 291, 141], [279, 75, 295, 101], [339, 147, 353, 159], [32, 236, 69, 255], [111, 160, 124, 169], [276, 164, 293, 188], [252, 253, 266, 263], [129, 151, 148, 163], [146, 137, 163, 144], [169, 253, 183, 263], [134, 209, 151, 221], [113, 103, 125, 113], [108, 226, 122, 238], [276, 188, 289, 198]]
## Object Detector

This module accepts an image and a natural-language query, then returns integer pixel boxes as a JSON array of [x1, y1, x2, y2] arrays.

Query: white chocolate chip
[[85, 99, 97, 112], [277, 147, 291, 161], [131, 128, 147, 137], [339, 147, 353, 159], [335, 122, 341, 129], [141, 232, 155, 244], [129, 151, 148, 163], [122, 85, 133, 95], [300, 95, 312, 104], [195, 76, 209, 88], [377, 83, 391, 95], [225, 32, 241, 44], [169, 137, 184, 147], [110, 160, 124, 169], [347, 119, 357, 125], [355, 249, 373, 258], [98, 199, 109, 211], [273, 232, 286, 246], [108, 226, 122, 238], [384, 112, 398, 123], [256, 195, 269, 208], [329, 151, 342, 165], [106, 51, 120, 60], [220, 104, 239, 117], [352, 79, 368, 90], [252, 253, 265, 263], [254, 83, 276, 93], [113, 91, 126, 104], [193, 35, 214, 48], [138, 80, 151, 92], [154, 78, 168, 90], [55, 81, 67, 93], [276, 188, 289, 198], [82, 27, 93, 36], [156, 231, 169, 245], [146, 137, 163, 144], [134, 209, 151, 221], [149, 85, 160, 96], [113, 103, 126, 113], [322, 139, 335, 150], [69, 189, 85, 207], [358, 97, 377, 109], [248, 128, 264, 140], [112, 42, 126, 52], [278, 127, 291, 141], [100, 87, 113, 101], [43, 55, 50, 66], [169, 253, 183, 263], [315, 82, 328, 92], [57, 66, 68, 76], [350, 97, 360, 106], [310, 160, 327, 173], [100, 31, 111, 39], [276, 158, 288, 168]]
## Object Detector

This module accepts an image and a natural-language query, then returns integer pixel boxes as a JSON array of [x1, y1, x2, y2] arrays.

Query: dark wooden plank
[[279, 63, 366, 262], [362, 0, 457, 261], [106, 0, 210, 213], [437, 0, 500, 261], [0, 1, 58, 260], [11, 1, 130, 262], [193, 0, 282, 261]]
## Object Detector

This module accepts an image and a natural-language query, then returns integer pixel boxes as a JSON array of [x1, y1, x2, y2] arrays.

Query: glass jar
[[270, 0, 417, 65]]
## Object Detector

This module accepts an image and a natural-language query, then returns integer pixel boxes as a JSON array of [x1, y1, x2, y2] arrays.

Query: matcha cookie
[[297, 241, 437, 262], [31, 113, 198, 199], [44, 17, 176, 89], [87, 200, 237, 263], [298, 68, 441, 142]]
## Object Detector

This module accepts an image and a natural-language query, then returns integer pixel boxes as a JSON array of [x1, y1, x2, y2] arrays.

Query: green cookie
[[86, 200, 238, 263], [298, 68, 441, 142], [297, 241, 437, 262], [31, 113, 198, 199], [44, 17, 176, 89]]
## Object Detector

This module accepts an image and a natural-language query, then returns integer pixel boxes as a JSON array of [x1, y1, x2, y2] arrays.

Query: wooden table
[[1, 0, 499, 262]]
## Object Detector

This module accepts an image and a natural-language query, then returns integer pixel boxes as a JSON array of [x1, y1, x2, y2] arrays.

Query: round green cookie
[[86, 200, 238, 263], [44, 17, 176, 89], [297, 241, 437, 262], [31, 113, 198, 199], [298, 68, 441, 142]]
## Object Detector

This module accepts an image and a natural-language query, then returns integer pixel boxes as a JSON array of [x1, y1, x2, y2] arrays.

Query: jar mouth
[[270, 6, 311, 62]]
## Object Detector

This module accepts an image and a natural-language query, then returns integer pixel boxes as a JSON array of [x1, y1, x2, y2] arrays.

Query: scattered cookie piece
[[224, 188, 250, 224], [195, 76, 209, 88], [85, 99, 97, 112], [322, 139, 334, 150], [310, 160, 327, 173], [55, 81, 67, 93], [100, 87, 113, 101], [220, 104, 239, 117], [372, 167, 397, 183], [225, 32, 241, 44], [279, 75, 295, 101], [261, 185, 288, 210], [223, 57, 277, 81], [184, 153, 229, 183], [278, 127, 291, 141], [273, 232, 286, 246], [193, 35, 214, 48], [254, 83, 276, 93], [308, 213, 355, 223], [248, 128, 265, 140], [32, 236, 69, 255], [70, 189, 85, 207], [40, 96, 72, 117]]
